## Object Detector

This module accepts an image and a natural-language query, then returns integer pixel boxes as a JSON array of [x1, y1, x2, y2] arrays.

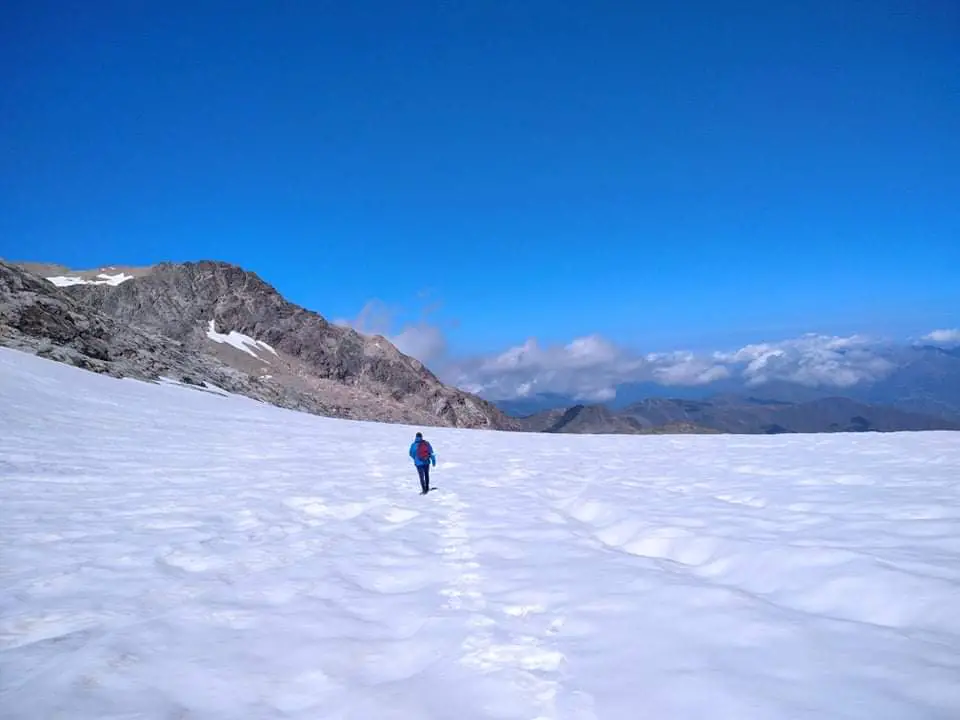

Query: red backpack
[[416, 440, 432, 461]]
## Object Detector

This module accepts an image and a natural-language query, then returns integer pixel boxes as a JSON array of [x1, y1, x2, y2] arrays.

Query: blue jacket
[[409, 439, 436, 467]]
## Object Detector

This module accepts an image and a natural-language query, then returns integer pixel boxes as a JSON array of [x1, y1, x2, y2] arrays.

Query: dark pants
[[416, 463, 430, 493]]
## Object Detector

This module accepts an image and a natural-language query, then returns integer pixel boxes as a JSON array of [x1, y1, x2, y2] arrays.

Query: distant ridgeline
[[3, 259, 959, 436]]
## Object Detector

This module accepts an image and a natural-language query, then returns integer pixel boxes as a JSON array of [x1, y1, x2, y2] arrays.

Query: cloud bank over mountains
[[448, 333, 908, 401], [449, 335, 645, 402], [452, 329, 960, 403], [713, 335, 897, 389], [337, 299, 959, 403]]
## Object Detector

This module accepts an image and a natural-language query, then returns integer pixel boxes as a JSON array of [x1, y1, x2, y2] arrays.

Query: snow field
[[206, 319, 279, 360], [2, 347, 960, 719], [46, 272, 134, 287]]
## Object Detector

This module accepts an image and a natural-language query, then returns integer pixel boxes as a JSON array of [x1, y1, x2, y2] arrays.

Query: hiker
[[409, 431, 436, 494]]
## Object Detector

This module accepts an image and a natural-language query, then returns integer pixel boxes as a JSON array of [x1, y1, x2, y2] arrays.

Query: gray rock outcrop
[[0, 260, 269, 396], [1, 260, 517, 429]]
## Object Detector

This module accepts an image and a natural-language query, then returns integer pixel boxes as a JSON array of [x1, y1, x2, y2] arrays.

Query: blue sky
[[3, 1, 958, 365]]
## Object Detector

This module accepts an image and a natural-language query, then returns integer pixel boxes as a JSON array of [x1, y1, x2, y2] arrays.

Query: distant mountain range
[[513, 396, 960, 435], [494, 342, 960, 434], [492, 340, 960, 434]]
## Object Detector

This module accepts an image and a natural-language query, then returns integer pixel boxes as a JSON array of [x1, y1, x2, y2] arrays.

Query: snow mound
[[205, 319, 278, 360], [47, 272, 134, 287], [2, 347, 959, 719]]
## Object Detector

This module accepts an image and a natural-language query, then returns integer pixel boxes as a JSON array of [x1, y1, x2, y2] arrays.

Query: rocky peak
[[64, 260, 434, 384], [30, 259, 516, 429]]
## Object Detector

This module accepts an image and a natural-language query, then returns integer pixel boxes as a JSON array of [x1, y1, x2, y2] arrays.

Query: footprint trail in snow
[[2, 348, 960, 719]]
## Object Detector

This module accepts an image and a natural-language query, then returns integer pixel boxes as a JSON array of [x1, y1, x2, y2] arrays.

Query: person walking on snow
[[409, 432, 436, 494]]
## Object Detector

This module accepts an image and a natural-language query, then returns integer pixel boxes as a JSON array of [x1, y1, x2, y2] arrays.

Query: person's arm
[[409, 443, 416, 460], [431, 448, 437, 466]]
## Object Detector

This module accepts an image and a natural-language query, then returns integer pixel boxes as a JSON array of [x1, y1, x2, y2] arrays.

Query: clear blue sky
[[3, 0, 958, 356]]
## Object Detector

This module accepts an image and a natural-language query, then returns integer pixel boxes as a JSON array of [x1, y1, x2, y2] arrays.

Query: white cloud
[[444, 335, 646, 402], [712, 334, 894, 388], [335, 299, 449, 364], [445, 332, 898, 402], [923, 329, 960, 345], [479, 335, 625, 373], [646, 351, 732, 385], [335, 297, 912, 403], [390, 324, 447, 364], [334, 299, 392, 335]]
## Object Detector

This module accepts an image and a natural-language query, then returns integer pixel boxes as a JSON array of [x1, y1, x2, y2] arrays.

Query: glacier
[[1, 347, 959, 719]]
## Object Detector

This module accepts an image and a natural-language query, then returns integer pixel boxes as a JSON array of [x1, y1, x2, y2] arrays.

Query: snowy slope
[[2, 347, 959, 720]]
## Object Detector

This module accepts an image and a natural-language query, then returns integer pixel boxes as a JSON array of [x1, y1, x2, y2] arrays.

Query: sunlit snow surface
[[2, 347, 960, 719]]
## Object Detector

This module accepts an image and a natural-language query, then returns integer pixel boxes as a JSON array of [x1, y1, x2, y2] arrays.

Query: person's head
[[415, 432, 423, 440]]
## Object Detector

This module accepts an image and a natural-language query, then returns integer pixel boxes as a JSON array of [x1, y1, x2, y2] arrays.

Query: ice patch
[[46, 275, 88, 287], [206, 319, 278, 360], [94, 272, 134, 285], [47, 272, 134, 287]]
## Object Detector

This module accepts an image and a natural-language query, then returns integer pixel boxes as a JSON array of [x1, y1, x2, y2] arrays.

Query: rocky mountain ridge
[[514, 395, 960, 435], [1, 260, 516, 430]]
